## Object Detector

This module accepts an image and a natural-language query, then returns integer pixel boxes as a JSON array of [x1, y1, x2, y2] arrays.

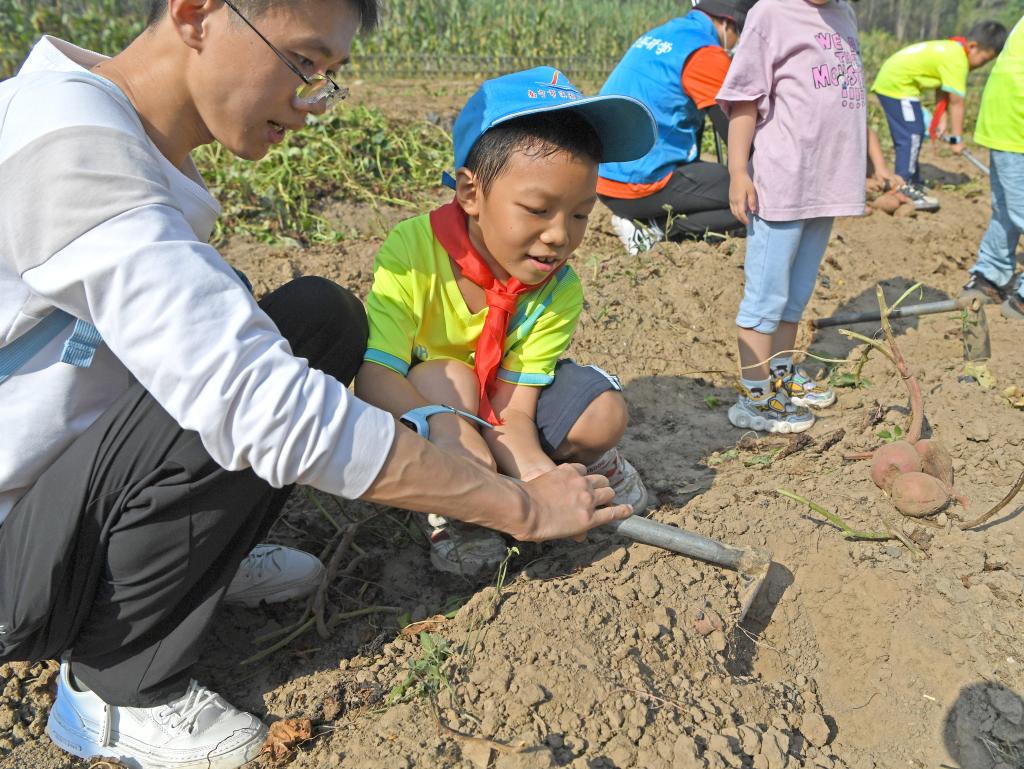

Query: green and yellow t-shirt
[[871, 39, 968, 100], [364, 213, 583, 387], [975, 18, 1024, 153]]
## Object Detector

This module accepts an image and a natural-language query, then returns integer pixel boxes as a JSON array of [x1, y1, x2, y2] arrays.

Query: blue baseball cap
[[444, 67, 657, 187]]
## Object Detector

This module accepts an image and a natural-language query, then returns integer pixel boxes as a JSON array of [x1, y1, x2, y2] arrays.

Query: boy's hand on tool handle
[[519, 464, 632, 543], [729, 172, 758, 226]]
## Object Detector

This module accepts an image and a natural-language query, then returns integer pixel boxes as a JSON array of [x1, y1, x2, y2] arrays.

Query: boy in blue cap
[[355, 68, 657, 575]]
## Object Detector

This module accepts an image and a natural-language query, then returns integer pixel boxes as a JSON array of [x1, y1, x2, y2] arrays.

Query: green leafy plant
[[386, 631, 452, 704], [743, 449, 782, 468], [703, 393, 721, 409], [829, 370, 872, 389], [707, 447, 739, 467], [876, 425, 904, 443]]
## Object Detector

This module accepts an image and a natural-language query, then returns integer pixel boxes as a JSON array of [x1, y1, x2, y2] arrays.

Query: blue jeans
[[971, 149, 1024, 300], [877, 93, 925, 185], [736, 216, 834, 334]]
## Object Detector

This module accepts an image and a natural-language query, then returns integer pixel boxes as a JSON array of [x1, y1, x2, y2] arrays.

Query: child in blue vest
[[597, 0, 757, 253]]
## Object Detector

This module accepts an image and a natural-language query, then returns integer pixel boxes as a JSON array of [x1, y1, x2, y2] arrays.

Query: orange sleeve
[[681, 46, 732, 109]]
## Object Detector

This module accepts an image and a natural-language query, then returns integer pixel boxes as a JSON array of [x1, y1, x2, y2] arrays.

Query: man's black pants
[[0, 277, 368, 706], [600, 160, 743, 240]]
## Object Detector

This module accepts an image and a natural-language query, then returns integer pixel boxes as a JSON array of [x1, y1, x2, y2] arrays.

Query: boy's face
[[189, 0, 358, 160], [966, 43, 998, 69], [457, 148, 599, 285]]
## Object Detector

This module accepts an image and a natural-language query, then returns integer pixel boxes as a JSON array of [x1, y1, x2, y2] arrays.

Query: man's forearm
[[361, 422, 535, 538]]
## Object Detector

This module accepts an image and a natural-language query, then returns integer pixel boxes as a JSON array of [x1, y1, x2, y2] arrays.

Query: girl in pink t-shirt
[[717, 0, 866, 433]]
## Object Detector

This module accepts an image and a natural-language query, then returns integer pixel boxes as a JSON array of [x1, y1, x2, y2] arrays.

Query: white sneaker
[[611, 215, 663, 256], [223, 544, 324, 608], [418, 514, 508, 576], [46, 662, 267, 769], [586, 447, 649, 515]]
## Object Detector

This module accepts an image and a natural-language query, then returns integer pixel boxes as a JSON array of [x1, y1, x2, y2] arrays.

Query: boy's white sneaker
[[419, 514, 508, 576], [46, 662, 267, 769], [611, 215, 663, 256], [223, 544, 325, 608], [586, 447, 649, 515], [728, 386, 815, 434]]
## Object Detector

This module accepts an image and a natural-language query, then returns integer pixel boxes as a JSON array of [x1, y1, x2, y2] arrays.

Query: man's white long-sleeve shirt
[[0, 37, 395, 524]]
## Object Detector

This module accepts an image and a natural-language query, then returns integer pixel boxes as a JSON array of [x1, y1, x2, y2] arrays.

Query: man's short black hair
[[966, 20, 1008, 53], [146, 0, 379, 33], [464, 110, 603, 194]]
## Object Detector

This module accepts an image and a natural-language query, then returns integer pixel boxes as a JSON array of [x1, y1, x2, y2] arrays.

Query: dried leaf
[[963, 361, 996, 389], [1001, 385, 1024, 409], [259, 718, 314, 762], [88, 760, 131, 769], [400, 614, 449, 637]]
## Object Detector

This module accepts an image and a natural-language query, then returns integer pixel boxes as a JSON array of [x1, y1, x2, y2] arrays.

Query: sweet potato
[[869, 191, 903, 215], [890, 471, 950, 517], [871, 440, 922, 491], [913, 438, 954, 486]]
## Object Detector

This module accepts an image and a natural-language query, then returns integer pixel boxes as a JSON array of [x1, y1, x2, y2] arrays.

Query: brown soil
[[2, 109, 1022, 769]]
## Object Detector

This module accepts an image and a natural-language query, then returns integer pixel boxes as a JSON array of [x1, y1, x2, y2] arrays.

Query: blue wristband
[[399, 404, 493, 440]]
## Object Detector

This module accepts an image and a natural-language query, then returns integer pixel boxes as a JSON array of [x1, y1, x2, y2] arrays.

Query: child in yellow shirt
[[356, 68, 657, 575], [871, 21, 1006, 211], [960, 17, 1024, 320]]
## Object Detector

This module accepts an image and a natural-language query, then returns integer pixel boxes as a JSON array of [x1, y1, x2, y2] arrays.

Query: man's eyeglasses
[[221, 0, 348, 110]]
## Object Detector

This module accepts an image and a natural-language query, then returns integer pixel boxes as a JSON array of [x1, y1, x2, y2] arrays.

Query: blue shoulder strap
[[0, 310, 102, 385], [0, 268, 252, 386]]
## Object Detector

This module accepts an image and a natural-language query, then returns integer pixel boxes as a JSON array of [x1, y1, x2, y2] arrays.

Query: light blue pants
[[736, 216, 834, 334], [971, 149, 1024, 300]]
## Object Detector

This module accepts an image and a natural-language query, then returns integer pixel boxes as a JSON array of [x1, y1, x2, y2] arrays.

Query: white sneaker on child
[[586, 447, 649, 515], [419, 514, 508, 576], [46, 662, 266, 769], [611, 215, 663, 257], [223, 544, 325, 608], [728, 385, 815, 434]]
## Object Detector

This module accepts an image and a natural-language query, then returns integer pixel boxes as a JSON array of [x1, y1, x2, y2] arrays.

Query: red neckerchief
[[930, 37, 970, 141], [429, 199, 556, 425]]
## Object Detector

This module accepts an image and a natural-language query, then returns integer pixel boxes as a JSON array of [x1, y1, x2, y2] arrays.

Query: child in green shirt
[[355, 68, 658, 575], [960, 17, 1024, 320], [871, 21, 1006, 211]]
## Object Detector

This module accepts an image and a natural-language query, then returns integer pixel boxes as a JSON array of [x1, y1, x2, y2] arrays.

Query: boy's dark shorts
[[535, 360, 622, 455]]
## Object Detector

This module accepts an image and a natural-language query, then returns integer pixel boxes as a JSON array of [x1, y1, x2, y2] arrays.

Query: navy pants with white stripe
[[877, 93, 925, 186], [0, 277, 368, 706]]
